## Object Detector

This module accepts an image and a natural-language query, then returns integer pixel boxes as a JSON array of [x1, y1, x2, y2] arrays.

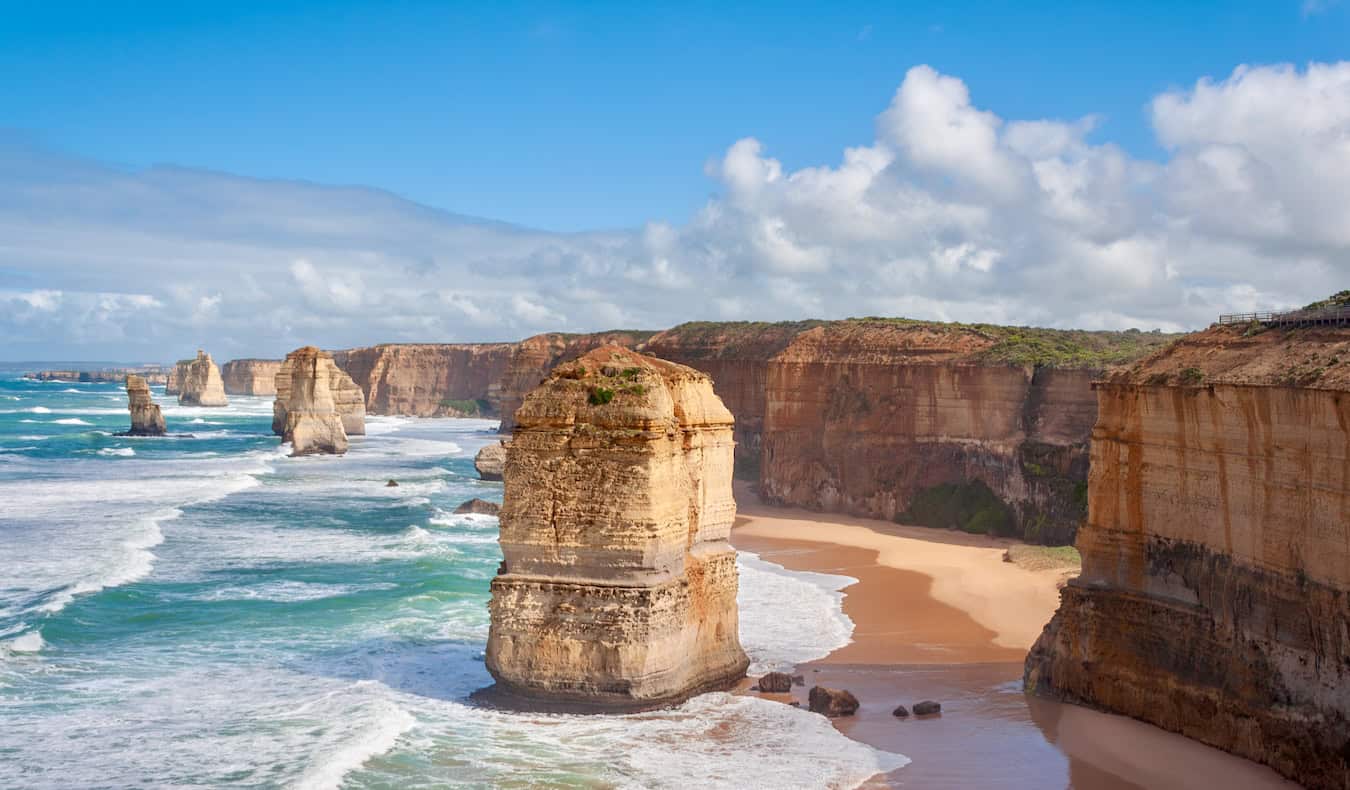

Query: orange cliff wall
[[1026, 325, 1350, 789], [332, 343, 515, 417], [220, 359, 282, 396]]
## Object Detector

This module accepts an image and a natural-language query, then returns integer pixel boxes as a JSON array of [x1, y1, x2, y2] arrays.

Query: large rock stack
[[274, 346, 350, 456], [485, 345, 749, 708], [273, 348, 365, 438], [175, 350, 229, 407], [121, 375, 165, 436]]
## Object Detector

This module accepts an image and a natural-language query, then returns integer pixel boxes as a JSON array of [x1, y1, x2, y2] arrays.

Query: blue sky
[[4, 0, 1346, 231], [2, 1, 1349, 359]]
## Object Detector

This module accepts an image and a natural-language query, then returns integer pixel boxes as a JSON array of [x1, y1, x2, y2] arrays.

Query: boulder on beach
[[453, 498, 501, 516], [755, 672, 793, 693], [474, 441, 507, 481], [808, 686, 859, 717], [913, 700, 942, 716]]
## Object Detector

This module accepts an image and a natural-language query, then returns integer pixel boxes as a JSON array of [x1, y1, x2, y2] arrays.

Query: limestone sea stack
[[485, 345, 749, 708], [176, 350, 229, 407], [1025, 320, 1350, 789], [275, 346, 349, 456], [272, 348, 365, 438], [122, 375, 165, 436], [473, 441, 507, 481]]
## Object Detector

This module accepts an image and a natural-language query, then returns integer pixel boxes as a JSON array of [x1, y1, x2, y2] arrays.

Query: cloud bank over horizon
[[3, 61, 1348, 361]]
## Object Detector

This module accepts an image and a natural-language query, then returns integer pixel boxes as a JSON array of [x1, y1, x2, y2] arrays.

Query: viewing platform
[[1218, 305, 1350, 328]]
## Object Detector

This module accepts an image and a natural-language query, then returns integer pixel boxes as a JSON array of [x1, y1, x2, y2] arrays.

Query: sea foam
[[737, 550, 856, 674]]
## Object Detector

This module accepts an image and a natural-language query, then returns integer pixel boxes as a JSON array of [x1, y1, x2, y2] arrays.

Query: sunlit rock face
[[1027, 324, 1350, 790], [273, 346, 351, 456], [273, 349, 365, 439], [220, 359, 282, 396], [176, 350, 229, 407], [485, 345, 749, 708], [332, 343, 515, 417], [123, 375, 165, 436]]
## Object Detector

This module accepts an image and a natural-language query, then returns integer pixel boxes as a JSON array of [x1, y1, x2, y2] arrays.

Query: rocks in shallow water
[[176, 350, 228, 407], [276, 347, 349, 456], [892, 705, 909, 718], [474, 442, 507, 481], [122, 375, 165, 436], [808, 686, 859, 717], [453, 498, 500, 516], [755, 672, 793, 693], [485, 346, 748, 708], [385, 480, 399, 487], [912, 700, 942, 716]]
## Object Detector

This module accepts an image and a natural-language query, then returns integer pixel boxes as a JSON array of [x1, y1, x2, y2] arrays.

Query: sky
[[2, 0, 1349, 360]]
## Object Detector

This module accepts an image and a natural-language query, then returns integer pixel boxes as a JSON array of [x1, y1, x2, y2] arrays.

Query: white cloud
[[2, 62, 1348, 359]]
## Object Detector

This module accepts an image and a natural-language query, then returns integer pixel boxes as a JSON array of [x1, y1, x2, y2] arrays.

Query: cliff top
[[1105, 323, 1350, 389]]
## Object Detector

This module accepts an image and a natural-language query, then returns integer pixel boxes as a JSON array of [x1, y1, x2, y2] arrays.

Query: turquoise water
[[0, 371, 904, 789]]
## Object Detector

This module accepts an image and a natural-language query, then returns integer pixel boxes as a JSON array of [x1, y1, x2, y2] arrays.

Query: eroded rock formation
[[485, 345, 749, 708], [121, 375, 165, 436], [474, 441, 507, 481], [275, 346, 349, 456], [176, 350, 228, 407], [332, 343, 515, 417], [1026, 323, 1350, 789], [273, 349, 365, 438], [220, 359, 282, 395]]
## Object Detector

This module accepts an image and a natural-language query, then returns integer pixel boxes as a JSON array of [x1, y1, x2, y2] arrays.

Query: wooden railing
[[1219, 305, 1350, 327]]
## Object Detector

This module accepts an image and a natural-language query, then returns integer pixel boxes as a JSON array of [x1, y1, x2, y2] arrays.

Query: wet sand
[[732, 488, 1300, 789]]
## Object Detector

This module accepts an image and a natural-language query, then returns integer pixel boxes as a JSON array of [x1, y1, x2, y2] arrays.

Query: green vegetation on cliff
[[899, 480, 1015, 537], [439, 398, 490, 415]]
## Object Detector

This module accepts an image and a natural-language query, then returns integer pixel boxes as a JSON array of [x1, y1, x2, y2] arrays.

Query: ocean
[[0, 369, 907, 789]]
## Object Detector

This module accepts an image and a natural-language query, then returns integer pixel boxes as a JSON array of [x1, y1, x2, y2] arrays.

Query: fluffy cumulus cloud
[[3, 61, 1349, 359]]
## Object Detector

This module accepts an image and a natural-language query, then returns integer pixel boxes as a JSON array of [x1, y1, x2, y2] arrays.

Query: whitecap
[[52, 418, 92, 426], [27, 406, 51, 414], [96, 447, 136, 457], [37, 509, 172, 614], [293, 697, 416, 790], [737, 550, 856, 674], [16, 435, 49, 441], [7, 630, 45, 654]]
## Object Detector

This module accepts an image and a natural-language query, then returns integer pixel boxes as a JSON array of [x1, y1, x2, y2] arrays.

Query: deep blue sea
[[0, 369, 904, 788]]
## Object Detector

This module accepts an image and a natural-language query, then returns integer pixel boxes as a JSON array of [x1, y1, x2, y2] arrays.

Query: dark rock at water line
[[454, 498, 501, 516], [892, 705, 909, 718], [386, 480, 399, 487], [808, 686, 859, 717], [755, 672, 793, 693], [912, 700, 942, 716]]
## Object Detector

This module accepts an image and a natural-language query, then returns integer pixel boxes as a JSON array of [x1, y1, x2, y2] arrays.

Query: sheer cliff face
[[276, 347, 350, 456], [1027, 326, 1350, 789], [176, 350, 229, 407], [273, 349, 366, 438], [123, 375, 165, 436], [486, 346, 748, 708], [489, 331, 654, 432], [333, 344, 515, 417], [220, 359, 282, 396]]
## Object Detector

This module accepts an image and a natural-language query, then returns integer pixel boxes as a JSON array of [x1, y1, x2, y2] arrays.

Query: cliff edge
[[1026, 321, 1350, 789], [485, 345, 749, 708]]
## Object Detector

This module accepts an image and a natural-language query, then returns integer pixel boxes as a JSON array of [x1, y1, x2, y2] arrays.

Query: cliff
[[275, 347, 350, 456], [273, 349, 366, 438], [331, 343, 515, 417], [121, 375, 165, 436], [26, 367, 170, 386], [488, 331, 656, 432], [220, 359, 282, 396], [176, 350, 229, 407], [485, 345, 749, 708], [1026, 323, 1350, 789]]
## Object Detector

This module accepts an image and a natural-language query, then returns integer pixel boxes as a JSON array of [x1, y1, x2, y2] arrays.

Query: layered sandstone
[[485, 345, 749, 708], [331, 343, 515, 417], [1026, 323, 1350, 789], [474, 441, 507, 481], [488, 331, 654, 432], [121, 375, 165, 436], [275, 347, 350, 456], [220, 359, 282, 395], [176, 350, 229, 407], [273, 349, 366, 438]]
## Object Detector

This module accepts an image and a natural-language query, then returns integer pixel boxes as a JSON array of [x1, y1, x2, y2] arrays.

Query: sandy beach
[[731, 485, 1300, 789]]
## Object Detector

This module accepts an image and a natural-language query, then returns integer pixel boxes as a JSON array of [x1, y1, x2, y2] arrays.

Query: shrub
[[588, 386, 615, 406], [619, 367, 642, 381], [899, 480, 1014, 537], [439, 398, 490, 415], [1179, 367, 1205, 385]]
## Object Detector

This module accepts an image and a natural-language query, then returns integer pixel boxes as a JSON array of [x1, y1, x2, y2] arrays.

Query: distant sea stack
[[473, 441, 507, 481], [220, 359, 282, 396], [1025, 317, 1350, 789], [485, 345, 749, 708], [175, 350, 229, 407], [274, 346, 350, 456], [273, 348, 366, 438], [121, 375, 165, 436]]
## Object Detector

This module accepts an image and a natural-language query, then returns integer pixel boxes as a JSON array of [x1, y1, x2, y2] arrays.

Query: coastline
[[731, 484, 1300, 789]]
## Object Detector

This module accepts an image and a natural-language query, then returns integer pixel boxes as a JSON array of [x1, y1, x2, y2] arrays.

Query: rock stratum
[[1026, 322, 1350, 789], [273, 349, 366, 439], [175, 350, 229, 407], [26, 367, 170, 385], [220, 359, 282, 395], [326, 321, 1167, 544], [273, 347, 351, 456], [121, 375, 165, 436], [485, 345, 749, 708]]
